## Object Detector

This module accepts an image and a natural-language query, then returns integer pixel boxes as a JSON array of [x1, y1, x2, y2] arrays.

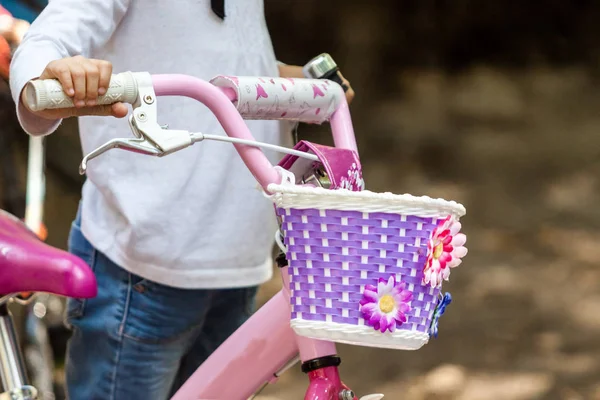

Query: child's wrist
[[277, 64, 304, 79]]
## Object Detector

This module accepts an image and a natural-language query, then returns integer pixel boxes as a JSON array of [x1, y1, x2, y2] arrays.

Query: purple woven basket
[[270, 184, 467, 350]]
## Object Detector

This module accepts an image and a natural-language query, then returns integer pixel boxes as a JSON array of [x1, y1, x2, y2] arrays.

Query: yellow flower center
[[433, 242, 444, 259], [379, 295, 395, 313]]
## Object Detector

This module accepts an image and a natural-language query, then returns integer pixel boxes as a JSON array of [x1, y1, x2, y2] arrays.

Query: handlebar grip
[[24, 71, 139, 112]]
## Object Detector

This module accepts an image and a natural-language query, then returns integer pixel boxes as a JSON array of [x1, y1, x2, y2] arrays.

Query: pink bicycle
[[0, 57, 468, 400]]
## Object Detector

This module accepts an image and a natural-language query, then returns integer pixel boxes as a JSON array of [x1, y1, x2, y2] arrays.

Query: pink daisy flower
[[423, 216, 468, 288]]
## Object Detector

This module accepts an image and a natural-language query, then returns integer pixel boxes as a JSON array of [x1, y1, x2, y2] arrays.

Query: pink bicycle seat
[[0, 210, 97, 298]]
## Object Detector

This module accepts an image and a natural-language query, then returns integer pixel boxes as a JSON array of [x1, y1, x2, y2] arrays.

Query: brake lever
[[79, 137, 162, 175], [78, 72, 194, 174]]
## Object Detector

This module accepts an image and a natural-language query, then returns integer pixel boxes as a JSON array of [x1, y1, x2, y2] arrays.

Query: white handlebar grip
[[24, 71, 139, 112]]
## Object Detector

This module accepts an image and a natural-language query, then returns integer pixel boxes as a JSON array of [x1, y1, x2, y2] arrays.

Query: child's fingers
[[69, 64, 87, 107], [65, 104, 127, 118], [40, 61, 75, 97], [338, 73, 355, 104], [26, 57, 124, 117], [83, 63, 100, 106], [95, 60, 113, 95], [33, 104, 127, 119], [77, 104, 116, 117], [345, 85, 355, 104], [68, 103, 127, 118], [111, 103, 128, 118]]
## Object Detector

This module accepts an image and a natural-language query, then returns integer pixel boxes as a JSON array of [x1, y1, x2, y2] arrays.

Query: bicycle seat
[[0, 210, 97, 298]]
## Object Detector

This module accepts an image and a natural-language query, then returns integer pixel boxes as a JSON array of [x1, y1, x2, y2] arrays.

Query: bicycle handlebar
[[25, 72, 346, 126], [24, 72, 358, 191], [153, 73, 284, 188]]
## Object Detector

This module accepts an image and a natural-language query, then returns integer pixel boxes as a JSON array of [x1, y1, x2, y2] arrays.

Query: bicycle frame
[[146, 74, 358, 399], [172, 267, 350, 400]]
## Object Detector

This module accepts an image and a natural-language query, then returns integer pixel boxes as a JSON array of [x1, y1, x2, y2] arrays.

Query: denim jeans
[[64, 210, 258, 400]]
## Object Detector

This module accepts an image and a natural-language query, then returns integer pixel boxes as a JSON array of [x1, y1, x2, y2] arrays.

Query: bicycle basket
[[270, 184, 467, 350]]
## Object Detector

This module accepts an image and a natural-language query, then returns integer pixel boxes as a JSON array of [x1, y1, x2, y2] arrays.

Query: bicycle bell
[[303, 53, 348, 92]]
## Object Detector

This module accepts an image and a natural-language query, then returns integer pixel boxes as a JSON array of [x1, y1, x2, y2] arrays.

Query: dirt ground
[[5, 66, 591, 399]]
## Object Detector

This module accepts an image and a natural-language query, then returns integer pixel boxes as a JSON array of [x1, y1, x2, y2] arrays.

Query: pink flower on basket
[[423, 216, 468, 288], [359, 276, 413, 333]]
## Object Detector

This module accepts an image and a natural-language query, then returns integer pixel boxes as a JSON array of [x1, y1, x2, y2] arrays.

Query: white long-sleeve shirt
[[10, 0, 287, 288]]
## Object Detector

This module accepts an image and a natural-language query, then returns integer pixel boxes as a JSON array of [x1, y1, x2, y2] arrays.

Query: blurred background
[[2, 0, 600, 399]]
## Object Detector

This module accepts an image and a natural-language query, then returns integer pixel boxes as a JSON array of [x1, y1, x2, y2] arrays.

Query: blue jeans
[[65, 211, 258, 400]]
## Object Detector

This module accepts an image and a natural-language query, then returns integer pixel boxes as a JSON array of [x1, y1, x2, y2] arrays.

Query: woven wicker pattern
[[277, 207, 442, 336]]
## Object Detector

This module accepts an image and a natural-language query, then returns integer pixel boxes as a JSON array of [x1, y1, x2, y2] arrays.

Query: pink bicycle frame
[[150, 75, 358, 400]]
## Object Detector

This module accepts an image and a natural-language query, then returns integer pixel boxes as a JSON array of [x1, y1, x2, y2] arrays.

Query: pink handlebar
[[151, 74, 358, 190], [152, 74, 280, 189]]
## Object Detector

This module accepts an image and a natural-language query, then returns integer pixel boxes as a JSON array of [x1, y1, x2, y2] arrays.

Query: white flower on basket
[[339, 162, 365, 191], [423, 216, 468, 288], [359, 276, 413, 333]]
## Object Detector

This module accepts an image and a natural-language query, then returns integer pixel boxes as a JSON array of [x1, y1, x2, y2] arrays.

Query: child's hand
[[21, 55, 129, 120], [337, 71, 355, 105]]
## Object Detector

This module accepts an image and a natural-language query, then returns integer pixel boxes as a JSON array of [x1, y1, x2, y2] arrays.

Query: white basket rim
[[267, 184, 466, 218]]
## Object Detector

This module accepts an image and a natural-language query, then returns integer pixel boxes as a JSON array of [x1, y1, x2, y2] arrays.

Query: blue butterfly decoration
[[429, 292, 452, 338]]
